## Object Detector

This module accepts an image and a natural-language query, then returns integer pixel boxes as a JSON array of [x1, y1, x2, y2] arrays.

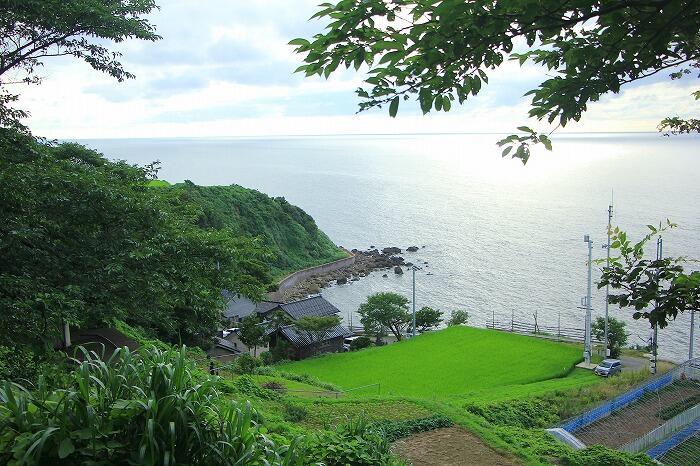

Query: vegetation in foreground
[[280, 326, 583, 397]]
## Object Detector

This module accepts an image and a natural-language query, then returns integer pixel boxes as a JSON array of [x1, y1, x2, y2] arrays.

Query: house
[[207, 336, 243, 363], [221, 291, 280, 326], [264, 296, 351, 360]]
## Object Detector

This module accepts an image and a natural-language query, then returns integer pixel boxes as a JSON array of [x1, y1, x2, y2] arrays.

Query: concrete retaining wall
[[267, 249, 355, 301]]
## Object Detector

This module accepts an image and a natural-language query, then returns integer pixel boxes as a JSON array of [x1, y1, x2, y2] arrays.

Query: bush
[[466, 399, 559, 428], [261, 380, 286, 393], [233, 375, 281, 401], [284, 403, 308, 422], [0, 346, 300, 465], [350, 336, 372, 351], [234, 353, 262, 374], [561, 445, 655, 466], [260, 350, 274, 365], [304, 417, 399, 466], [447, 310, 469, 326], [377, 415, 453, 442]]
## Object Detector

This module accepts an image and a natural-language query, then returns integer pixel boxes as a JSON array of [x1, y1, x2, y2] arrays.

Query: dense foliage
[[599, 222, 700, 328], [168, 183, 347, 278], [0, 346, 300, 466], [377, 415, 453, 442], [0, 130, 270, 354], [414, 306, 442, 331], [0, 0, 160, 128], [447, 309, 469, 326], [292, 0, 700, 161], [591, 317, 628, 358], [358, 292, 410, 341], [304, 418, 399, 466]]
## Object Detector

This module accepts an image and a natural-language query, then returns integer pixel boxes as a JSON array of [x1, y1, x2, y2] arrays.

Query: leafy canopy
[[292, 0, 700, 163], [358, 292, 410, 341], [0, 129, 270, 348], [599, 221, 700, 328], [0, 0, 160, 128], [237, 314, 268, 356], [591, 317, 628, 358], [415, 306, 443, 331]]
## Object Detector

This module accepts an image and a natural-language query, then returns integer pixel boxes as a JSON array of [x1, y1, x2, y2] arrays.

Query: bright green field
[[280, 326, 584, 398]]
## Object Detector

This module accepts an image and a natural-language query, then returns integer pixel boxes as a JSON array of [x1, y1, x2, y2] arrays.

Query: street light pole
[[604, 203, 613, 357], [412, 266, 417, 337], [584, 235, 593, 364]]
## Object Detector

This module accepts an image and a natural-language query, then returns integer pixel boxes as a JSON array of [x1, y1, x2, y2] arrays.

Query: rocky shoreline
[[275, 246, 427, 302]]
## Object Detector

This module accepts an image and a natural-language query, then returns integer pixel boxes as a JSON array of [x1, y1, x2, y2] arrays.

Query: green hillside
[[166, 182, 348, 279]]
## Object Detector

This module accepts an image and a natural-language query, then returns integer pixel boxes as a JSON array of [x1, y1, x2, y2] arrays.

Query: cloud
[[15, 1, 699, 138]]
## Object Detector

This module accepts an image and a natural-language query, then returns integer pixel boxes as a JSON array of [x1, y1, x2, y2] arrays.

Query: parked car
[[343, 336, 361, 351], [594, 358, 622, 377]]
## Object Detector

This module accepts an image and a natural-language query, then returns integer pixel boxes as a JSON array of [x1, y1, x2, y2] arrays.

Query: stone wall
[[267, 249, 355, 301]]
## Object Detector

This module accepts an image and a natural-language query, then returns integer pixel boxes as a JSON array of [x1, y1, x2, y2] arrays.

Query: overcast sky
[[16, 0, 698, 139]]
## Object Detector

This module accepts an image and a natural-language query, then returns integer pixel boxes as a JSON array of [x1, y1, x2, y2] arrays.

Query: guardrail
[[486, 319, 602, 343]]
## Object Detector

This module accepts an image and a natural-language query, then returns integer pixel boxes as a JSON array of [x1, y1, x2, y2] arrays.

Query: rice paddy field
[[279, 326, 586, 398]]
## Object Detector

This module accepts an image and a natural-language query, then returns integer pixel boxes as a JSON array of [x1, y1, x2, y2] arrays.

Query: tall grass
[[0, 346, 300, 465]]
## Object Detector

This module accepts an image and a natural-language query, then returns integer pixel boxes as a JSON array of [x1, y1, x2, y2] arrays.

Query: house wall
[[207, 347, 238, 363], [224, 332, 269, 356], [296, 336, 344, 360]]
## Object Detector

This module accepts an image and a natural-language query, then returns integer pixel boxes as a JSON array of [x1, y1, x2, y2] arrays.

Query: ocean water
[[79, 133, 700, 362]]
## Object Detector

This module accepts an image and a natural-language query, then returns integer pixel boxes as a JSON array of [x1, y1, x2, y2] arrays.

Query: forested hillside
[[0, 129, 344, 382], [166, 182, 348, 279]]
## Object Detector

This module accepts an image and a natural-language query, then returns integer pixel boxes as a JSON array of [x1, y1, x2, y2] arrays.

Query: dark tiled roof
[[278, 296, 341, 320], [212, 337, 242, 354], [70, 328, 139, 352], [279, 323, 350, 348], [222, 290, 280, 319]]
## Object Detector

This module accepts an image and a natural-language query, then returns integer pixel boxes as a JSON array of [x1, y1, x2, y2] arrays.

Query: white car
[[343, 336, 361, 351]]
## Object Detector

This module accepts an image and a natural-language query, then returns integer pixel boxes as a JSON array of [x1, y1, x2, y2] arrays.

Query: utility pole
[[651, 237, 663, 374], [583, 235, 594, 364], [411, 266, 418, 337], [603, 203, 613, 357], [690, 310, 696, 360]]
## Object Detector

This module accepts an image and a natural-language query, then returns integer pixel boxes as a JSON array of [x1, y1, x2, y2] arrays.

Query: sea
[[77, 133, 700, 363]]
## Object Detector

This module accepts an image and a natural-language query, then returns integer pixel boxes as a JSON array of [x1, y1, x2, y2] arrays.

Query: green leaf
[[288, 38, 310, 47], [501, 146, 513, 158], [389, 96, 399, 118], [517, 126, 534, 133], [59, 438, 75, 459]]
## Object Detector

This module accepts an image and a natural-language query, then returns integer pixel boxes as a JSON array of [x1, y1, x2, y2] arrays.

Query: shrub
[[658, 393, 700, 420], [447, 310, 469, 326], [561, 445, 655, 466], [304, 417, 398, 466], [234, 353, 262, 374], [0, 346, 299, 465], [261, 380, 287, 393], [466, 399, 559, 428], [377, 415, 453, 442], [284, 403, 308, 423], [233, 375, 281, 401], [260, 350, 274, 365], [350, 336, 372, 351]]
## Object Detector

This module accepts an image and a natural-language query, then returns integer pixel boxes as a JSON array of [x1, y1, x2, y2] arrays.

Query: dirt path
[[392, 427, 520, 466]]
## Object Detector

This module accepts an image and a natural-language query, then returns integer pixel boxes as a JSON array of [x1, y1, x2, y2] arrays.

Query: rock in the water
[[405, 262, 413, 267], [407, 246, 419, 252], [394, 266, 404, 275], [390, 256, 405, 265], [382, 274, 388, 278], [351, 276, 360, 281], [336, 277, 348, 285], [383, 247, 402, 255]]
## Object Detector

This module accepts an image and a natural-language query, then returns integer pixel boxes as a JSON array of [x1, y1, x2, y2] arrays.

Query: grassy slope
[[164, 182, 347, 279], [280, 326, 584, 398]]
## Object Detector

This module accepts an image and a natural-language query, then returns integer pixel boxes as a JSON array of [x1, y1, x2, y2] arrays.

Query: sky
[[14, 0, 699, 139]]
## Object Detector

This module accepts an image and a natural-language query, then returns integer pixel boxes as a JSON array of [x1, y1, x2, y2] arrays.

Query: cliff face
[[166, 182, 348, 279]]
